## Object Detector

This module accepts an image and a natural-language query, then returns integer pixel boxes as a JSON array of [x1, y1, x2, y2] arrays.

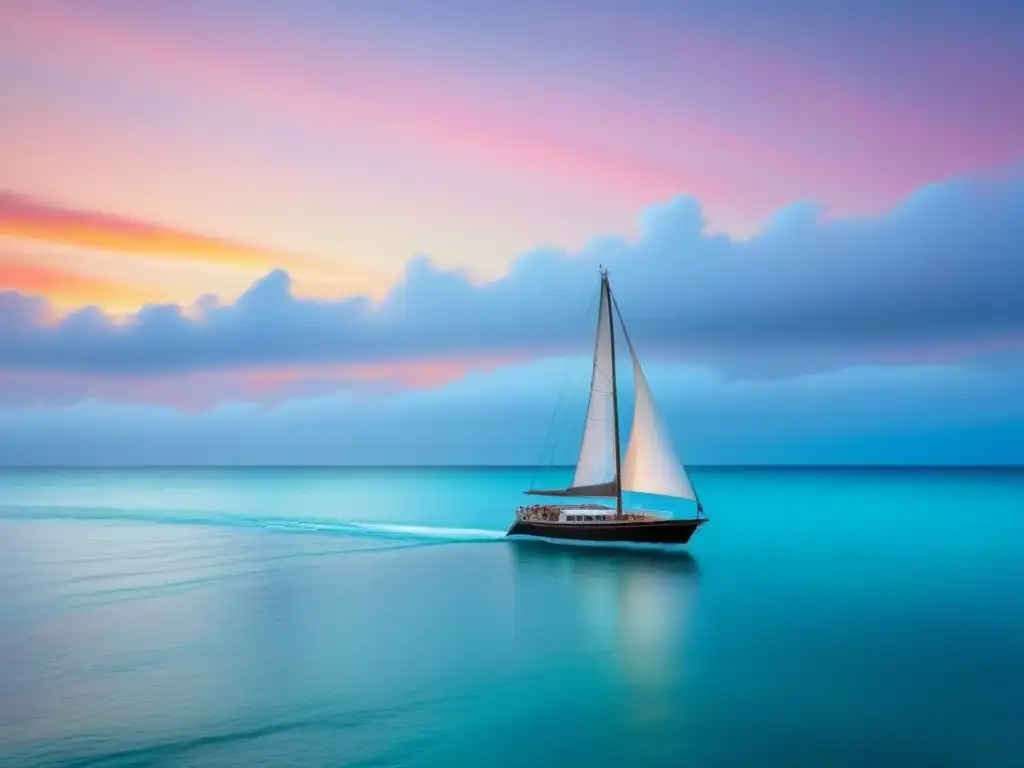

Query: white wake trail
[[347, 522, 507, 542]]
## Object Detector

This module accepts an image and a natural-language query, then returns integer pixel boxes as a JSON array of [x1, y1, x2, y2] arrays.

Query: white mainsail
[[620, 342, 697, 501], [527, 271, 699, 509], [569, 281, 618, 491]]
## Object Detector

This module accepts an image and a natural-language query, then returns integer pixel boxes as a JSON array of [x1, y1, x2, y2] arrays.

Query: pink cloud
[[0, 0, 953, 234], [0, 356, 525, 410]]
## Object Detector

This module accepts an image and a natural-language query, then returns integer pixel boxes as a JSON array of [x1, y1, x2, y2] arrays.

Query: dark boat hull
[[506, 518, 704, 544]]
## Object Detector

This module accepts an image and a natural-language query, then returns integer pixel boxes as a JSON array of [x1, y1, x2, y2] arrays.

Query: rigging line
[[529, 285, 599, 490], [607, 286, 639, 355]]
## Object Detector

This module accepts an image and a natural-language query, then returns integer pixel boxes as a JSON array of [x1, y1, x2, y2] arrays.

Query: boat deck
[[515, 503, 662, 524]]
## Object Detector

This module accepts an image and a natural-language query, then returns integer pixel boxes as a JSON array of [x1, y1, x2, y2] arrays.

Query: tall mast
[[603, 270, 624, 516]]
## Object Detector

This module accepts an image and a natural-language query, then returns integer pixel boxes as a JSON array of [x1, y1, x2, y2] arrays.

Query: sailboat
[[506, 269, 708, 545]]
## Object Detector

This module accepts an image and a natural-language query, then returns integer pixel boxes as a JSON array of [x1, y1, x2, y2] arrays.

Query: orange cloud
[[0, 193, 386, 308], [0, 192, 291, 269], [0, 260, 164, 311]]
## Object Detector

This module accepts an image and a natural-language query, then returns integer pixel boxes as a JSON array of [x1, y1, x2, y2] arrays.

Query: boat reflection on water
[[506, 541, 701, 690]]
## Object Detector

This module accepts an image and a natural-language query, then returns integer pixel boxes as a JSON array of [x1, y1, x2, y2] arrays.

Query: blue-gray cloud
[[1, 167, 1022, 378]]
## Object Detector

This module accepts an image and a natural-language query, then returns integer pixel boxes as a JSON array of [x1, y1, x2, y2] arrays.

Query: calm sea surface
[[1, 467, 1022, 767]]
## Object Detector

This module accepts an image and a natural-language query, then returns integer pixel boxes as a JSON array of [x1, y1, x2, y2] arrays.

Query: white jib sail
[[621, 344, 696, 501]]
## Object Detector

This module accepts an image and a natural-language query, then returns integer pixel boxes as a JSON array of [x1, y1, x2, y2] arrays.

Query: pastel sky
[[1, 0, 1022, 465]]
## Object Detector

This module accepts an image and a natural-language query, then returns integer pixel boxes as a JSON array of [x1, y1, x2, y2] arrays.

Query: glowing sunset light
[[0, 259, 165, 313], [0, 192, 292, 270]]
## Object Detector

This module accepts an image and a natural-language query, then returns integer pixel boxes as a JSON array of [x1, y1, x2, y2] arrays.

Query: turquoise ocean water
[[1, 466, 1022, 767]]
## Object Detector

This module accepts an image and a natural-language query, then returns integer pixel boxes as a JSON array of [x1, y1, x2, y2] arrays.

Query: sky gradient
[[1, 0, 1022, 465]]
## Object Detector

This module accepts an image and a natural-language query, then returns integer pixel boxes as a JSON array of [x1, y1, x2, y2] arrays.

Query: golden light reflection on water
[[506, 542, 700, 690]]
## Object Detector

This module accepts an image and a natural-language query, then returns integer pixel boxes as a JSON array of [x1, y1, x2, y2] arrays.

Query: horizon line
[[1, 464, 1022, 471]]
